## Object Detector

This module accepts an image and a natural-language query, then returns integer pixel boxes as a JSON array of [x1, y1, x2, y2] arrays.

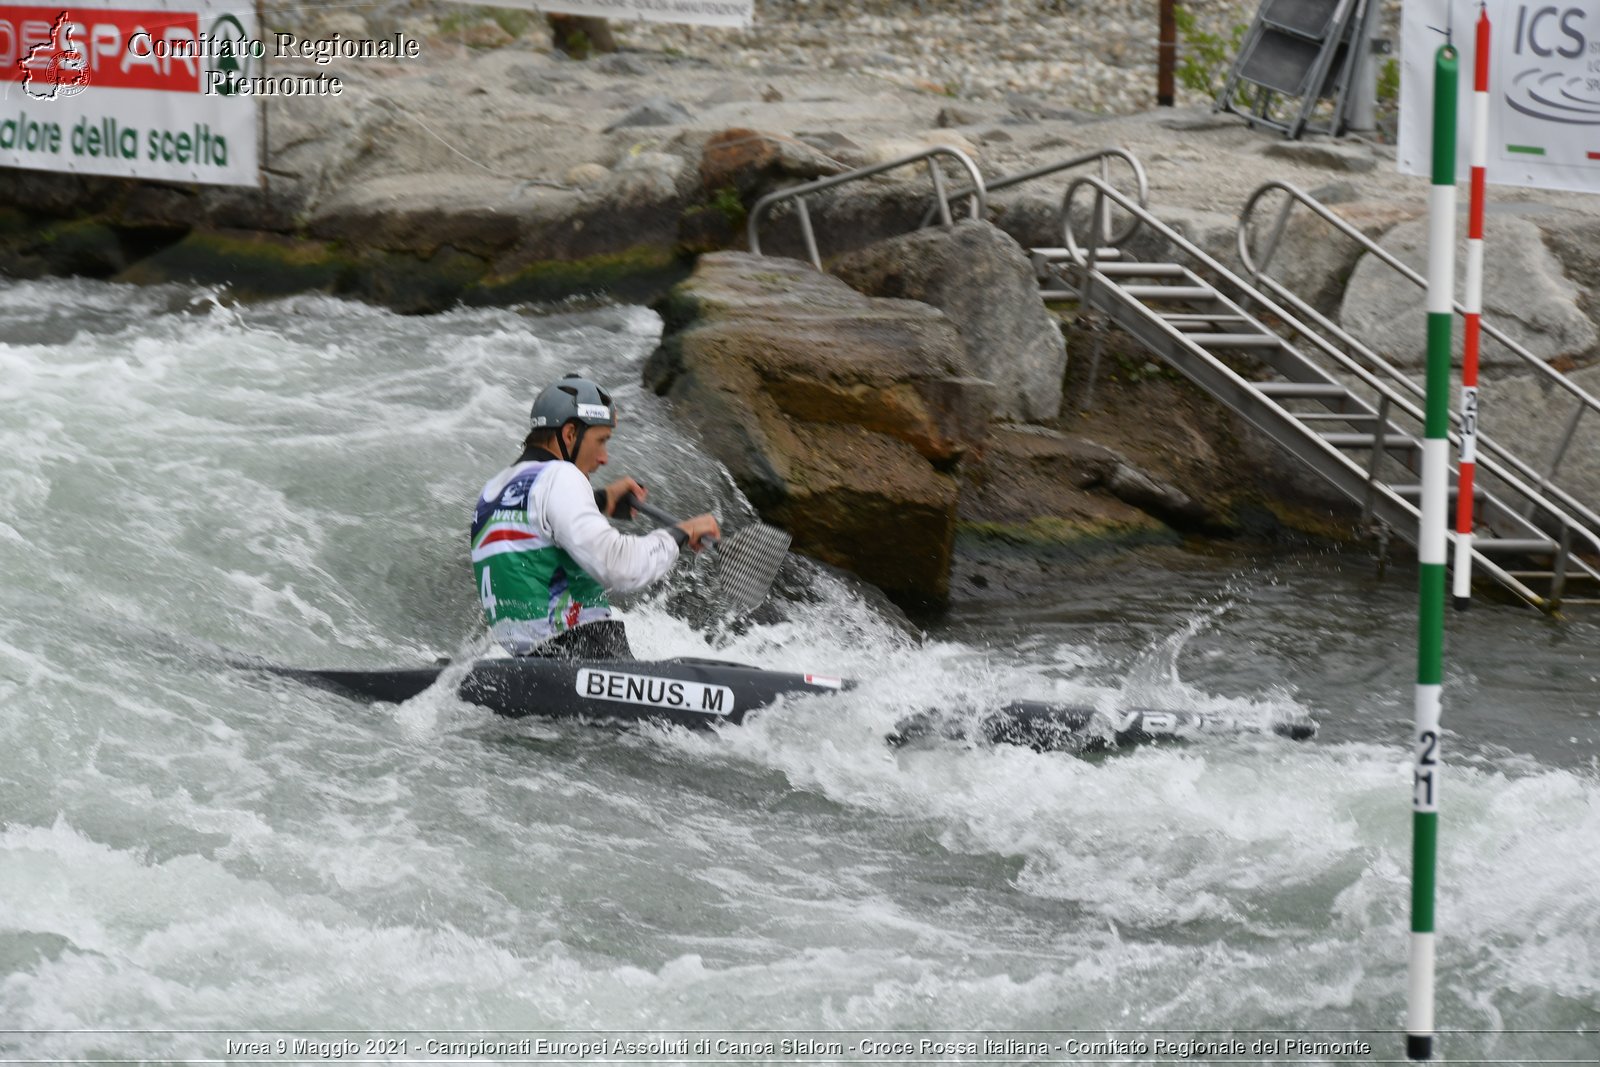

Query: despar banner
[[1399, 0, 1600, 193], [439, 0, 754, 29], [0, 0, 258, 186]]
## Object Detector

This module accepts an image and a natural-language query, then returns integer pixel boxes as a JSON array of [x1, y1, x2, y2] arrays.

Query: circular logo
[[210, 13, 257, 96], [19, 13, 91, 101], [1506, 68, 1600, 127]]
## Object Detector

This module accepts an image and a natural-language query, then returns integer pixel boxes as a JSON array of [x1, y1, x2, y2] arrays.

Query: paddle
[[621, 492, 791, 615]]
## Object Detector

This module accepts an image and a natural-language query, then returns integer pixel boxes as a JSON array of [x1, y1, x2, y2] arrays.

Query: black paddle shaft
[[620, 492, 716, 546]]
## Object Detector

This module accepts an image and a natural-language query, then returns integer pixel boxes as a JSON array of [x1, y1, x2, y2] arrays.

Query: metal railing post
[[928, 159, 954, 228], [1551, 523, 1573, 610], [1362, 395, 1392, 525], [795, 198, 821, 270], [1077, 186, 1108, 411], [1526, 402, 1585, 518], [747, 146, 988, 266]]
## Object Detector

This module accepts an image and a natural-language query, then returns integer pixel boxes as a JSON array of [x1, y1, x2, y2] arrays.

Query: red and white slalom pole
[[1453, 5, 1490, 611]]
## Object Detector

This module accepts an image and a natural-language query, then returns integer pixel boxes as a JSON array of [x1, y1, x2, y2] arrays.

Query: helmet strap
[[558, 421, 587, 464]]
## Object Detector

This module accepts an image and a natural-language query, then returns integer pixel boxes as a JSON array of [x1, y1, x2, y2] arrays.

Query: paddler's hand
[[676, 514, 720, 552], [603, 478, 647, 518]]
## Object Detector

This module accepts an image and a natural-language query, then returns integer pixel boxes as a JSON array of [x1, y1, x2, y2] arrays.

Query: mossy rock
[[344, 246, 487, 314], [27, 218, 126, 277], [466, 245, 688, 306], [115, 229, 354, 297]]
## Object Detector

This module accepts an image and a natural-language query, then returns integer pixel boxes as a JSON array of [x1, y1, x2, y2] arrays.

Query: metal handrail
[[917, 146, 1151, 245], [1237, 181, 1600, 505], [746, 146, 987, 269], [1249, 268, 1600, 542], [1060, 175, 1600, 593]]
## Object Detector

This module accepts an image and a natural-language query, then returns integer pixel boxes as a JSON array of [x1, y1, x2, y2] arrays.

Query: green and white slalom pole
[[1407, 38, 1458, 1065]]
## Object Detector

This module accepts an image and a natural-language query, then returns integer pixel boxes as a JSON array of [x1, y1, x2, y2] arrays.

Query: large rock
[[698, 128, 847, 198], [644, 252, 994, 606], [1543, 216, 1600, 326], [1341, 214, 1599, 369], [1245, 198, 1422, 316], [961, 425, 1219, 532], [830, 220, 1067, 421], [1481, 363, 1600, 513]]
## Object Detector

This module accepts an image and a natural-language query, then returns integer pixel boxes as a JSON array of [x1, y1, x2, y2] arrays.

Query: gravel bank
[[267, 0, 1338, 117], [624, 0, 1258, 114]]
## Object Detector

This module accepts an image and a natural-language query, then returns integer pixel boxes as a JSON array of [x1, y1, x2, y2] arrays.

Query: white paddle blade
[[715, 523, 791, 615]]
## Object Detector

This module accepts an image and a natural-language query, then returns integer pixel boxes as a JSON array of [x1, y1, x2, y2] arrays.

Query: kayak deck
[[262, 655, 1315, 751]]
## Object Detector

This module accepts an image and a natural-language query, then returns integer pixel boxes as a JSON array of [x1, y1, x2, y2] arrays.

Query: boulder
[[593, 152, 688, 211], [698, 128, 847, 199], [1116, 204, 1238, 269], [1246, 198, 1422, 316], [793, 131, 870, 169], [644, 252, 995, 606], [1341, 214, 1598, 369], [830, 220, 1067, 421], [1473, 363, 1600, 513], [961, 425, 1215, 531], [951, 425, 1230, 600], [985, 189, 1064, 250], [1542, 216, 1600, 325]]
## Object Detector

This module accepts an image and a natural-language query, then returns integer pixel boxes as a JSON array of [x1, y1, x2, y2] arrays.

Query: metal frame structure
[[1043, 175, 1600, 613], [746, 147, 987, 269], [746, 146, 1151, 270], [1215, 0, 1379, 139]]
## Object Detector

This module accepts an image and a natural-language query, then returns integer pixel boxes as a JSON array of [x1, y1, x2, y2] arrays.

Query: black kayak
[[265, 655, 1315, 752]]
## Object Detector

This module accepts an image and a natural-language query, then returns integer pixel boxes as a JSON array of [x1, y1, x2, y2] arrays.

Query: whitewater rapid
[[0, 277, 1594, 1063]]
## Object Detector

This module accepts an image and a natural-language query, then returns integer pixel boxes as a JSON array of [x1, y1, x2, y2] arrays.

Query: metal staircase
[[1036, 175, 1600, 613]]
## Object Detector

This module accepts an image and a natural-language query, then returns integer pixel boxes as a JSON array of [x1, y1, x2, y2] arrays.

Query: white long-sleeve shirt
[[470, 458, 681, 653], [533, 461, 681, 593]]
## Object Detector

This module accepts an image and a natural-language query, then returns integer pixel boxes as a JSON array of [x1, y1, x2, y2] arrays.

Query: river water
[[0, 278, 1595, 1064]]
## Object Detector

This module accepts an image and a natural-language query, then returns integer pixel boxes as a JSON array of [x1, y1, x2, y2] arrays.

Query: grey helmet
[[529, 374, 617, 431], [528, 374, 616, 463]]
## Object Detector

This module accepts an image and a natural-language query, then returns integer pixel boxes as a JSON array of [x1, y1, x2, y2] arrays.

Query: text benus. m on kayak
[[469, 374, 720, 659]]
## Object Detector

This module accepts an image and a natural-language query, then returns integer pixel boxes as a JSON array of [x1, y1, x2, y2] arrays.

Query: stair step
[[1039, 289, 1078, 301], [1030, 247, 1124, 264], [1090, 262, 1190, 278], [1122, 285, 1218, 301], [1321, 432, 1422, 450], [1504, 572, 1600, 585], [1391, 483, 1487, 499], [1296, 412, 1382, 423], [1474, 538, 1560, 554], [1160, 313, 1251, 326], [1188, 333, 1285, 348], [1253, 381, 1350, 398]]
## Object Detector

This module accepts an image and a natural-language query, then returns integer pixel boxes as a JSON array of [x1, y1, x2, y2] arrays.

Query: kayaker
[[470, 374, 719, 659]]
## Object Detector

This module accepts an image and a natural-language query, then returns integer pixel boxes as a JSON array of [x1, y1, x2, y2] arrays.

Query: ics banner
[[0, 0, 258, 186], [441, 0, 754, 30], [1400, 0, 1600, 193]]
